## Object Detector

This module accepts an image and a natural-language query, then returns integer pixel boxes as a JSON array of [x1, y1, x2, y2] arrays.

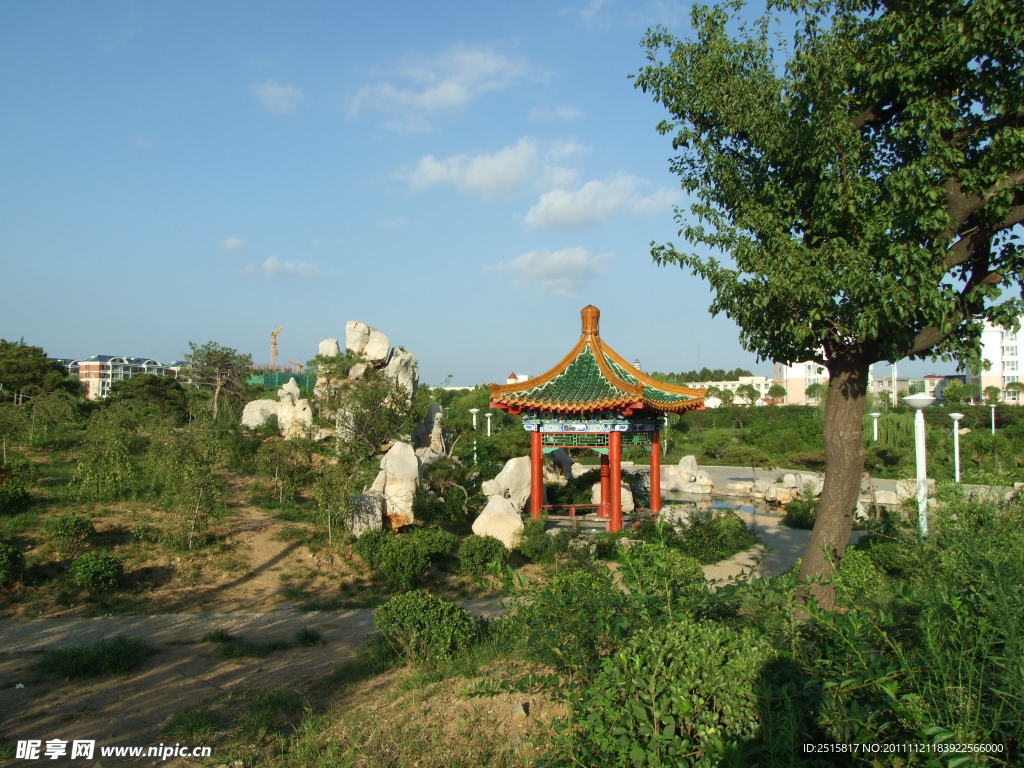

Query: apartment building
[[58, 355, 187, 400], [693, 375, 775, 405], [970, 317, 1023, 403]]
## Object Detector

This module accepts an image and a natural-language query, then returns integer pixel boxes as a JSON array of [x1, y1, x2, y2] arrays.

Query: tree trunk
[[797, 357, 869, 610], [212, 381, 222, 421]]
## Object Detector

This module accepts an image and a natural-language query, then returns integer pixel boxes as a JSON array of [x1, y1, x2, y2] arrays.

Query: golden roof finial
[[581, 305, 600, 337]]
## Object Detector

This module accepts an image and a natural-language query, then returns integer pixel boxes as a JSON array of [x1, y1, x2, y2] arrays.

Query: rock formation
[[480, 456, 535, 512], [240, 377, 312, 439], [346, 492, 385, 536], [413, 404, 446, 464], [590, 482, 635, 513], [471, 496, 525, 550], [345, 321, 390, 364], [370, 441, 420, 528]]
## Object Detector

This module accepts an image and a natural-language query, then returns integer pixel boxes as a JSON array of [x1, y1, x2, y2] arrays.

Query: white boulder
[[590, 482, 635, 513], [276, 377, 314, 439], [241, 399, 280, 429], [318, 338, 341, 358], [471, 496, 525, 550], [481, 456, 534, 512], [677, 455, 700, 475], [384, 349, 418, 396], [377, 441, 421, 528], [345, 321, 371, 356]]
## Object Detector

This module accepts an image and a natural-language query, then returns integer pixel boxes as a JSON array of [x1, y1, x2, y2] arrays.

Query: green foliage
[[0, 461, 30, 515], [408, 526, 459, 568], [70, 551, 124, 593], [72, 405, 145, 501], [592, 531, 626, 560], [649, 367, 753, 384], [354, 529, 390, 569], [33, 634, 155, 678], [253, 437, 313, 504], [515, 518, 558, 563], [44, 513, 95, 559], [832, 547, 882, 604], [641, 512, 758, 564], [374, 534, 429, 590], [184, 341, 253, 421], [374, 590, 479, 663], [0, 339, 78, 402], [458, 535, 508, 576], [544, 468, 601, 506], [521, 565, 632, 675], [0, 541, 24, 585], [781, 498, 817, 529], [108, 374, 187, 423], [553, 618, 774, 767], [619, 542, 706, 622]]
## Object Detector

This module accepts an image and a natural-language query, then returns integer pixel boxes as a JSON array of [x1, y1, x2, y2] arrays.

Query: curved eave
[[599, 341, 708, 400]]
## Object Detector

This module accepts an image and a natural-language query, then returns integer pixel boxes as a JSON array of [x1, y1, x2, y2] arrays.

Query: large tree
[[0, 339, 78, 403], [184, 341, 253, 421], [636, 0, 1023, 607]]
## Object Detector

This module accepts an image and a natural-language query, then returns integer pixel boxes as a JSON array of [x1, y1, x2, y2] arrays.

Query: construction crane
[[270, 327, 283, 370], [287, 361, 304, 373]]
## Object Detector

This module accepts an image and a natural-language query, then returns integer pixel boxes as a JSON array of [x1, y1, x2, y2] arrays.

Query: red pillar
[[609, 430, 622, 532], [530, 430, 544, 520], [599, 453, 611, 519], [650, 430, 661, 518]]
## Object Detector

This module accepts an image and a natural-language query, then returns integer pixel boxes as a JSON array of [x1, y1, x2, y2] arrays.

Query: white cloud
[[351, 44, 528, 131], [219, 236, 246, 252], [251, 80, 303, 114], [245, 257, 319, 279], [524, 175, 679, 229], [406, 138, 539, 197], [490, 247, 609, 297], [579, 0, 610, 27], [530, 104, 584, 122]]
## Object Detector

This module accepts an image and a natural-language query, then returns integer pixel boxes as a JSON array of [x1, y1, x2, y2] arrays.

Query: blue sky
[[1, 0, 950, 384]]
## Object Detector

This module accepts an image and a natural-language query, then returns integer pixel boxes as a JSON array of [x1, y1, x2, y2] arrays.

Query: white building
[[970, 318, 1023, 403], [773, 361, 828, 405], [58, 355, 186, 400], [691, 375, 775, 405]]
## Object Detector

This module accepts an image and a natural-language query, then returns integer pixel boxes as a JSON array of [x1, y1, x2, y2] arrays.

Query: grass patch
[[165, 705, 220, 741], [240, 688, 304, 740], [33, 635, 156, 679], [202, 628, 326, 659]]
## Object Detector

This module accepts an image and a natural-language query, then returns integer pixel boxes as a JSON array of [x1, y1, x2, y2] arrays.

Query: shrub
[[0, 462, 30, 516], [0, 541, 24, 586], [34, 635, 154, 678], [458, 535, 508, 576], [592, 532, 625, 560], [409, 526, 459, 567], [374, 590, 479, 662], [521, 565, 633, 675], [555, 617, 774, 767], [374, 535, 429, 590], [353, 529, 390, 569], [781, 498, 816, 529], [45, 513, 95, 559], [70, 552, 123, 593], [515, 519, 556, 563], [619, 542, 706, 621], [833, 547, 882, 604], [676, 512, 758, 564]]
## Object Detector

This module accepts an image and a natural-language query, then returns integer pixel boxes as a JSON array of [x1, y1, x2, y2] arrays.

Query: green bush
[[620, 542, 706, 621], [521, 566, 633, 675], [374, 590, 479, 663], [780, 498, 816, 529], [516, 519, 556, 563], [0, 541, 24, 586], [833, 547, 882, 604], [70, 552, 123, 593], [354, 529, 390, 569], [592, 532, 626, 560], [676, 512, 758, 564], [409, 526, 459, 567], [374, 535, 429, 590], [45, 513, 95, 559], [0, 462, 30, 516], [34, 634, 155, 678], [555, 617, 774, 767], [458, 535, 508, 576]]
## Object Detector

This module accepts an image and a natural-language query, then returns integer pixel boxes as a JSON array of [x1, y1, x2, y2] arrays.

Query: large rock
[[896, 477, 936, 501], [590, 482, 635, 513], [242, 399, 279, 429], [347, 493, 385, 535], [545, 448, 573, 482], [345, 321, 390, 364], [384, 349, 418, 396], [377, 441, 420, 528], [765, 485, 797, 505], [412, 404, 445, 464], [318, 338, 340, 358], [481, 456, 534, 512], [471, 496, 525, 550], [677, 455, 700, 475], [277, 377, 314, 439]]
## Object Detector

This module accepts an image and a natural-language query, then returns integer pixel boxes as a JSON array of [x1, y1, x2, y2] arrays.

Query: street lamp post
[[949, 412, 964, 482], [990, 403, 996, 435], [485, 412, 492, 437], [870, 412, 881, 442], [662, 414, 669, 457], [904, 393, 935, 539], [468, 408, 479, 465]]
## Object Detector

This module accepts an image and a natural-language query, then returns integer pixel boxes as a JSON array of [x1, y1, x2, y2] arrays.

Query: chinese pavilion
[[489, 306, 706, 532]]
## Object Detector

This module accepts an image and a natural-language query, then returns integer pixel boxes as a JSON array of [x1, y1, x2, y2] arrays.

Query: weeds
[[33, 635, 156, 679]]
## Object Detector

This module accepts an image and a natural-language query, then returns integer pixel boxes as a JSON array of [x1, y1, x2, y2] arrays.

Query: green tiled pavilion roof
[[490, 306, 706, 415]]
